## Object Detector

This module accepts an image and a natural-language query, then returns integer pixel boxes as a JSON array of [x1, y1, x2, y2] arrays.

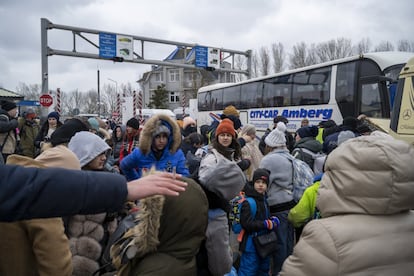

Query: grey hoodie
[[68, 131, 110, 167]]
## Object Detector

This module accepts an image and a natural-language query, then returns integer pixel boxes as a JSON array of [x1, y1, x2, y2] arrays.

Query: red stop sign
[[39, 94, 53, 107]]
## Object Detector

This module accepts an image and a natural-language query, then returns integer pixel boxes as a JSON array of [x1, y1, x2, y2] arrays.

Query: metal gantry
[[41, 18, 252, 94]]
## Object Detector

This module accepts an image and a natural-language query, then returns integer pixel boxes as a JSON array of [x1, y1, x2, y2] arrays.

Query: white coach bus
[[196, 51, 413, 135]]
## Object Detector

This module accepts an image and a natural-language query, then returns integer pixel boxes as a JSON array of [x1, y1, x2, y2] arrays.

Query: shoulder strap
[[0, 131, 10, 151], [245, 197, 257, 218], [237, 197, 257, 243]]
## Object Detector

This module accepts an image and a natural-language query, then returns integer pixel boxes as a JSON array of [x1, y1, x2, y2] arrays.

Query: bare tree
[[271, 42, 285, 73], [67, 89, 85, 115], [84, 90, 99, 113], [16, 82, 41, 100], [315, 38, 352, 63], [374, 41, 395, 52], [397, 40, 414, 52], [251, 50, 259, 78], [120, 82, 135, 97], [234, 55, 246, 82], [289, 42, 308, 69], [306, 44, 319, 65], [259, 46, 270, 76], [101, 83, 118, 116], [355, 37, 372, 54]]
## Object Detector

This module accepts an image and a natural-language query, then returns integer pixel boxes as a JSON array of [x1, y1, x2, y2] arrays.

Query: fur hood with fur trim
[[120, 114, 189, 180], [138, 114, 181, 155], [113, 176, 208, 276]]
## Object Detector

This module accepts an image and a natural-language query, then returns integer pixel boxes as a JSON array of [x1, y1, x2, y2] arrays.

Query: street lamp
[[108, 78, 118, 94]]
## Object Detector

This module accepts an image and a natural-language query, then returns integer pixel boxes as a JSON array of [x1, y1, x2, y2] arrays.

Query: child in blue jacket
[[238, 168, 280, 276]]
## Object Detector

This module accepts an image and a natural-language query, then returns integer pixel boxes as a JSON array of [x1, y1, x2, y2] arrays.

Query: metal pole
[[41, 18, 49, 95], [97, 70, 100, 116]]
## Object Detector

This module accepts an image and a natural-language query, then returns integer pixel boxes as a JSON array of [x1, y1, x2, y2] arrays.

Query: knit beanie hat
[[88, 117, 100, 132], [25, 108, 36, 119], [223, 105, 239, 117], [342, 116, 358, 130], [297, 125, 318, 138], [126, 117, 140, 130], [253, 168, 270, 185], [68, 131, 110, 167], [337, 130, 355, 146], [152, 120, 171, 138], [216, 118, 236, 138], [47, 111, 60, 121], [265, 122, 287, 147], [273, 115, 288, 124], [318, 119, 336, 128], [183, 116, 196, 129], [188, 132, 204, 145], [50, 118, 89, 146], [1, 100, 17, 112]]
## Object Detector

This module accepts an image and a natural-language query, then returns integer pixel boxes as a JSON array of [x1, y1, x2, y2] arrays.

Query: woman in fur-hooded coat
[[113, 175, 208, 276], [120, 114, 189, 181]]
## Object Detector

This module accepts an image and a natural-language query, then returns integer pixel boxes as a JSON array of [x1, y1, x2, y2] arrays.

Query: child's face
[[153, 133, 168, 151], [254, 179, 267, 194]]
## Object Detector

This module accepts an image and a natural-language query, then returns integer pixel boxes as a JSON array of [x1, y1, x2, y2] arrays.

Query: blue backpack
[[229, 192, 257, 238]]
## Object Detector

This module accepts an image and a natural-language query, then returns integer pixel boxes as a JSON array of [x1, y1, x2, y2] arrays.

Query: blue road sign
[[18, 100, 40, 106], [99, 33, 116, 58], [195, 46, 208, 68]]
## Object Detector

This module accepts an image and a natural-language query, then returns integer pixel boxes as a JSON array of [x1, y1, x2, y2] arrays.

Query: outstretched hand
[[126, 171, 187, 200]]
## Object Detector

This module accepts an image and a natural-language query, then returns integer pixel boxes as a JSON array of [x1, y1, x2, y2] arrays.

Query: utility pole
[[97, 69, 100, 116]]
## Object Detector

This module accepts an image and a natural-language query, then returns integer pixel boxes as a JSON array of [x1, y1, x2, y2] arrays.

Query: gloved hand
[[271, 216, 280, 227], [264, 219, 275, 230]]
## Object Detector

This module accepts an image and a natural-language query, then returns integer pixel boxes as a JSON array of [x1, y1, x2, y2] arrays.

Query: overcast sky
[[0, 0, 413, 94]]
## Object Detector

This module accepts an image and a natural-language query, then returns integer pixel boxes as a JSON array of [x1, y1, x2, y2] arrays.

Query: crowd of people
[[0, 99, 413, 276]]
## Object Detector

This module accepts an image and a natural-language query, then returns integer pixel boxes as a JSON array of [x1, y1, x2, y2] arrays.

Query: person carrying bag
[[238, 168, 280, 276]]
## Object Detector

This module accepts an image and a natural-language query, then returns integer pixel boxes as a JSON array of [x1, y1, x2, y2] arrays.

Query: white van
[[136, 109, 176, 124]]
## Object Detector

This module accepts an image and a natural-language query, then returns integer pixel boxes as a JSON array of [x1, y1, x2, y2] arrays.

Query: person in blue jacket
[[0, 165, 188, 222], [120, 114, 189, 180], [238, 168, 280, 276]]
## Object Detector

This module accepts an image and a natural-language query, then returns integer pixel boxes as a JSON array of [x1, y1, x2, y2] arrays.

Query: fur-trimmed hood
[[139, 114, 181, 155], [112, 175, 208, 275]]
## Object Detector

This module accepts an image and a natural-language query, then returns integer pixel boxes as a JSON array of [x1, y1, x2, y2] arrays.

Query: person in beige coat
[[0, 145, 80, 276], [280, 135, 414, 275]]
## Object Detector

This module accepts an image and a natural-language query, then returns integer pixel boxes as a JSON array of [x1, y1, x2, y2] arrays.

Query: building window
[[169, 69, 180, 82], [170, 91, 180, 103], [185, 72, 197, 81], [155, 73, 163, 82]]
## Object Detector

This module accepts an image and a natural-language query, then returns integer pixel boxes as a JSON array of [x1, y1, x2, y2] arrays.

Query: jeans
[[271, 210, 294, 275]]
